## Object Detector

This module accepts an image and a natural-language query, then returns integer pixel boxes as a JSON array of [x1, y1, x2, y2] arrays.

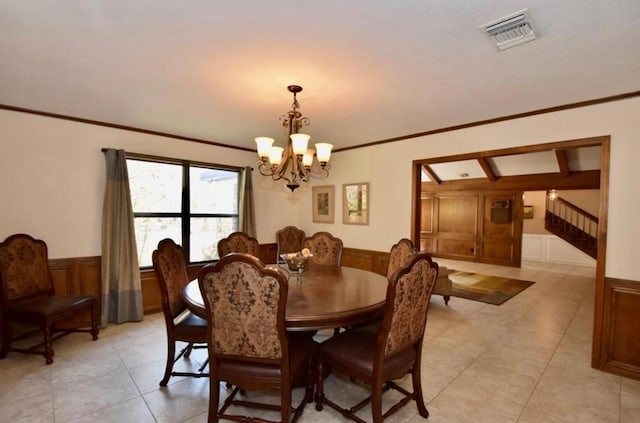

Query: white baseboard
[[522, 233, 596, 267]]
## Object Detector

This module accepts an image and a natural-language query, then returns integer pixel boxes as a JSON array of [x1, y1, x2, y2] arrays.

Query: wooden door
[[480, 193, 522, 266], [418, 191, 522, 267]]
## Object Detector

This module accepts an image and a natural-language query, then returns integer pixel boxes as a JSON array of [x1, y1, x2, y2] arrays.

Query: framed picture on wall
[[523, 205, 534, 219], [343, 182, 369, 225], [312, 185, 334, 223]]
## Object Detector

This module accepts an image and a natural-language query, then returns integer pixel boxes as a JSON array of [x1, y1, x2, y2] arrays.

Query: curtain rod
[[100, 148, 253, 170]]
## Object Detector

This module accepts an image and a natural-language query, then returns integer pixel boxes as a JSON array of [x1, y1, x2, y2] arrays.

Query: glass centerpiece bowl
[[280, 251, 313, 281]]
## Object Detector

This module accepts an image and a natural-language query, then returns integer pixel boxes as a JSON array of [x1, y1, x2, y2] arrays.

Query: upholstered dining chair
[[217, 231, 259, 259], [0, 233, 99, 364], [276, 226, 306, 258], [152, 238, 208, 386], [315, 252, 439, 423], [198, 253, 316, 423], [386, 238, 417, 279], [303, 232, 343, 266], [388, 239, 451, 305]]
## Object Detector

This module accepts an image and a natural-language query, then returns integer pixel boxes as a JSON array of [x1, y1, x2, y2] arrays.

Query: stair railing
[[546, 193, 599, 242]]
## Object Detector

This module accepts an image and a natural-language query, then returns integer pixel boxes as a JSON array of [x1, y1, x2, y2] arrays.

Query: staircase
[[545, 194, 598, 259]]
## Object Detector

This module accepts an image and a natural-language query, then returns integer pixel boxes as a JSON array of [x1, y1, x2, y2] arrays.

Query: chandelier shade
[[255, 85, 333, 192]]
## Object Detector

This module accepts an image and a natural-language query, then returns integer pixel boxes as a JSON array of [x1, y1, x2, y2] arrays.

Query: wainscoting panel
[[49, 256, 102, 327], [50, 256, 101, 297], [522, 233, 595, 266], [601, 277, 640, 380], [420, 191, 522, 266], [436, 238, 476, 260], [140, 270, 162, 315], [480, 241, 514, 262], [341, 247, 388, 276]]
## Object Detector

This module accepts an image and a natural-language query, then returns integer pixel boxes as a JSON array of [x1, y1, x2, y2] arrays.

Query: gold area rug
[[449, 271, 535, 305]]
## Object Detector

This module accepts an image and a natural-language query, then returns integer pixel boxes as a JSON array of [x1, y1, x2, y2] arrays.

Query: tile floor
[[2, 259, 639, 422]]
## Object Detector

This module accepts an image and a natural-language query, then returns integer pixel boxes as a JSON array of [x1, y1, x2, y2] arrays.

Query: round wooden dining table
[[182, 264, 389, 332]]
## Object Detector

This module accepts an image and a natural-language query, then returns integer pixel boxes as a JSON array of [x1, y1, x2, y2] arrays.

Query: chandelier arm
[[256, 161, 274, 177], [257, 154, 296, 184], [295, 160, 310, 183], [283, 141, 301, 184], [307, 166, 330, 179], [256, 160, 297, 185], [274, 173, 294, 184]]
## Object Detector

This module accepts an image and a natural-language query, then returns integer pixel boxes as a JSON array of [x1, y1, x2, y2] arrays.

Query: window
[[127, 157, 240, 267]]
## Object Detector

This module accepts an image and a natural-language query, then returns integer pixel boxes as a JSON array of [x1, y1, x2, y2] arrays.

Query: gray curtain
[[101, 149, 143, 327], [239, 166, 256, 237]]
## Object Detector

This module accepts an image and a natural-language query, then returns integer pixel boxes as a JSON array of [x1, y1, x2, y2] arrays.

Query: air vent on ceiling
[[479, 9, 539, 51]]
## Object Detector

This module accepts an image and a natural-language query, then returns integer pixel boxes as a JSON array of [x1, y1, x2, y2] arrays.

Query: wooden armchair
[[303, 232, 343, 266], [217, 231, 259, 259], [315, 252, 439, 422], [0, 233, 99, 364], [198, 253, 316, 422]]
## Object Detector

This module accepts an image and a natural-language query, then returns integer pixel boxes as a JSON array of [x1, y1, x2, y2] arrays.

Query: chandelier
[[255, 85, 333, 192]]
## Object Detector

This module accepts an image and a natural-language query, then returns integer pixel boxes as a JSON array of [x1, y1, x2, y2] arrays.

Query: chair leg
[[371, 380, 384, 423], [90, 303, 99, 340], [209, 373, 220, 423], [184, 342, 194, 358], [0, 318, 10, 359], [306, 354, 314, 403], [43, 324, 54, 365], [444, 295, 450, 305], [160, 340, 176, 386], [411, 365, 429, 418], [281, 380, 291, 423], [315, 361, 324, 411]]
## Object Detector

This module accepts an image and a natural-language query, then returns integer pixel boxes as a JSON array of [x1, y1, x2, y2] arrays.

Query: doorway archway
[[411, 135, 610, 371]]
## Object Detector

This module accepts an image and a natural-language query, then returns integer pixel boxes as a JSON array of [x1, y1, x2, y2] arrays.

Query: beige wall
[[0, 110, 300, 257], [557, 189, 600, 216], [523, 191, 548, 234], [2, 96, 640, 280], [307, 96, 640, 281], [522, 189, 600, 234]]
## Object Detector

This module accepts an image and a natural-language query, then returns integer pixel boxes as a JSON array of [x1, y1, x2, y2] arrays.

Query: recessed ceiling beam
[[421, 170, 600, 192], [555, 149, 570, 176], [422, 165, 441, 184], [477, 157, 497, 181], [413, 135, 607, 165]]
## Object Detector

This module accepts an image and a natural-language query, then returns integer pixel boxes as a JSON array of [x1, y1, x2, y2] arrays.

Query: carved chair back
[[199, 253, 288, 362], [379, 252, 438, 358], [276, 226, 306, 257], [152, 238, 190, 320], [0, 233, 54, 302], [303, 232, 343, 266], [217, 232, 259, 259], [387, 238, 417, 279]]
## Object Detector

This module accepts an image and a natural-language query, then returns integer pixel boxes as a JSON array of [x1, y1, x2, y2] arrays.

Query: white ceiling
[[1, 1, 639, 152]]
